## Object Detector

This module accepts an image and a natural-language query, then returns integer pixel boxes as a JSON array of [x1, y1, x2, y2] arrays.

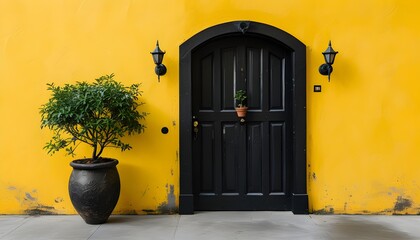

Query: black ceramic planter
[[69, 158, 120, 224]]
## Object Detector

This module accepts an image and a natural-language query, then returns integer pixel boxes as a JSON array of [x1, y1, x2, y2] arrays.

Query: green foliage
[[234, 90, 247, 107], [40, 74, 147, 162]]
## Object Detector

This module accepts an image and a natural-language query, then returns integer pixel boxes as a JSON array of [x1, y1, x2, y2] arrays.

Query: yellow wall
[[1, 0, 419, 214]]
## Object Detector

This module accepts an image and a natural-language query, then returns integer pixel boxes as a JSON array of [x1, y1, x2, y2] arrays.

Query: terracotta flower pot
[[235, 106, 248, 118]]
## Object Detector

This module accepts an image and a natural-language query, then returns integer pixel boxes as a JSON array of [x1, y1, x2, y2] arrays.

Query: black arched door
[[179, 21, 307, 214]]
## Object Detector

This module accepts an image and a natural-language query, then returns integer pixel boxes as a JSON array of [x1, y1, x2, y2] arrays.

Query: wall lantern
[[150, 41, 167, 82], [319, 41, 338, 81]]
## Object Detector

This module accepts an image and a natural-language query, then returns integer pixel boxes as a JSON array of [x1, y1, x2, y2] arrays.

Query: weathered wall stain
[[25, 192, 37, 201], [157, 184, 177, 214], [313, 206, 335, 214], [314, 207, 398, 215], [7, 186, 60, 214], [394, 196, 412, 212], [141, 184, 178, 214], [378, 209, 393, 215], [142, 209, 155, 214], [312, 193, 416, 215], [141, 185, 149, 197], [24, 205, 56, 215], [115, 209, 138, 215]]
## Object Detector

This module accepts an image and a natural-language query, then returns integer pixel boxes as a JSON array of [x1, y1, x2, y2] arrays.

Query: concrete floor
[[1, 212, 420, 240]]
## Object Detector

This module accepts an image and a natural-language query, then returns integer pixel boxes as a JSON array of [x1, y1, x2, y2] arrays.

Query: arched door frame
[[179, 21, 308, 214]]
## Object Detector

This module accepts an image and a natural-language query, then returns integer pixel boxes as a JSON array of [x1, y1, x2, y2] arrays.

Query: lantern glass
[[323, 52, 336, 65], [152, 52, 164, 65], [322, 41, 338, 65], [151, 41, 165, 65]]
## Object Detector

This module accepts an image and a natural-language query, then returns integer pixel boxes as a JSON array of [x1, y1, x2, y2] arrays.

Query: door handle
[[192, 115, 199, 127], [193, 116, 199, 139]]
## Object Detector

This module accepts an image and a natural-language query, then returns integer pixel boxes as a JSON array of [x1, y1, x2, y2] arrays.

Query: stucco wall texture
[[1, 0, 419, 214]]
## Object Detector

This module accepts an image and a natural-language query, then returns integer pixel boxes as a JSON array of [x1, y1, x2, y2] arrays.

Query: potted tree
[[234, 89, 248, 118], [40, 73, 147, 224]]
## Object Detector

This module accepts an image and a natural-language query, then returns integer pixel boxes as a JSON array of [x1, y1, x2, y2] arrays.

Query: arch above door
[[179, 21, 308, 214]]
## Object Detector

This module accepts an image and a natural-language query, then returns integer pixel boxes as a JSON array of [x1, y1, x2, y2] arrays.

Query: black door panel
[[192, 35, 292, 210]]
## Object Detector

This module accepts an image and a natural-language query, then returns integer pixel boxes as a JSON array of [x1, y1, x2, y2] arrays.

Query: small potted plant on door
[[234, 89, 248, 118], [40, 74, 147, 224]]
